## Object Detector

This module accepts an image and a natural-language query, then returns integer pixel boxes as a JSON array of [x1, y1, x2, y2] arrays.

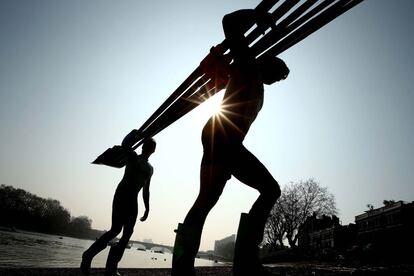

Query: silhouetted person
[[81, 137, 156, 276], [172, 10, 289, 276]]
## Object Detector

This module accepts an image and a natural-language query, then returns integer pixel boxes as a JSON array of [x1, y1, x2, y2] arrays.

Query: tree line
[[1, 180, 337, 246], [0, 184, 94, 237]]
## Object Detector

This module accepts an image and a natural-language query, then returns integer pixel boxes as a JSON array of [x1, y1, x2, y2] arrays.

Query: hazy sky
[[1, 0, 413, 251]]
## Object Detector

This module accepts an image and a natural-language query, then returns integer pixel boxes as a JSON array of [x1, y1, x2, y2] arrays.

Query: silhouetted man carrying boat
[[81, 137, 156, 276], [172, 9, 289, 276]]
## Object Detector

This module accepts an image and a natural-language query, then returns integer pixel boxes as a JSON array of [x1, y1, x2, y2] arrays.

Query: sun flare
[[192, 92, 224, 121]]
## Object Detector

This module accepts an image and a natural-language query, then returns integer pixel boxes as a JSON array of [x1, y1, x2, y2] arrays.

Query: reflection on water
[[0, 230, 216, 268]]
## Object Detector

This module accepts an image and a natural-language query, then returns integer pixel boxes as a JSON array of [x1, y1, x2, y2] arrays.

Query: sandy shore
[[0, 263, 413, 276]]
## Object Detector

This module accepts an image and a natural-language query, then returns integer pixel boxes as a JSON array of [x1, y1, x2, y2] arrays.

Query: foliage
[[0, 184, 92, 235], [69, 216, 92, 234], [264, 179, 337, 249], [382, 199, 396, 206]]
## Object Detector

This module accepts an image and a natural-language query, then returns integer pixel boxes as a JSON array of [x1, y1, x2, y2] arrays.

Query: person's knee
[[109, 225, 122, 236], [273, 180, 281, 198], [123, 228, 134, 239], [204, 189, 224, 211], [261, 179, 281, 201], [185, 190, 222, 225], [274, 184, 281, 200], [198, 187, 223, 209], [117, 228, 133, 247], [192, 199, 216, 219]]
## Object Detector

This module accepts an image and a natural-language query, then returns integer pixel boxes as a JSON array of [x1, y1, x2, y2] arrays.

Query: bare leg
[[184, 163, 228, 227], [81, 226, 122, 275], [231, 145, 280, 241], [172, 163, 228, 276], [231, 145, 280, 275], [81, 199, 124, 275], [105, 214, 136, 276]]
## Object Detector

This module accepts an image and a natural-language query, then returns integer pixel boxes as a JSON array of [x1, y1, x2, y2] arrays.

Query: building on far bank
[[298, 214, 356, 257], [214, 234, 236, 260], [355, 200, 414, 261], [298, 201, 414, 262]]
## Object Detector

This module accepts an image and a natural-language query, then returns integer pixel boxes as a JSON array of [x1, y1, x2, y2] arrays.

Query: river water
[[0, 230, 217, 268]]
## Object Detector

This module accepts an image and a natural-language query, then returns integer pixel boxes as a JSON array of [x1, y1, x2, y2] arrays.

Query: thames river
[[0, 230, 217, 268]]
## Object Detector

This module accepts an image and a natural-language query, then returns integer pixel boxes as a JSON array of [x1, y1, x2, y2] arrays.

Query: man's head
[[142, 138, 156, 156], [258, 56, 289, 85]]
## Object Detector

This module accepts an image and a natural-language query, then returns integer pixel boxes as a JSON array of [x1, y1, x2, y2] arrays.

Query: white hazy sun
[[192, 91, 224, 122]]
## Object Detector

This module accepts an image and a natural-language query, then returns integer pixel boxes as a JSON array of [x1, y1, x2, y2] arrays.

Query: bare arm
[[140, 176, 151, 222]]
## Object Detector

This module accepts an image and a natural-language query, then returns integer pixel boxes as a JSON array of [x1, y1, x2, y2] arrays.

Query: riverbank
[[0, 226, 102, 243], [1, 263, 413, 276]]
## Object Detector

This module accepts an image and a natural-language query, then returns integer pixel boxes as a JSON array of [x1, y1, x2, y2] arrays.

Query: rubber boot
[[171, 223, 202, 276], [80, 239, 109, 275], [233, 213, 275, 276], [105, 245, 122, 276], [80, 251, 92, 275]]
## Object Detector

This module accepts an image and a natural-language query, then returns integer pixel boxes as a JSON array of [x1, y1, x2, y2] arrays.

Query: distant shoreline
[[0, 227, 175, 250], [0, 226, 99, 242]]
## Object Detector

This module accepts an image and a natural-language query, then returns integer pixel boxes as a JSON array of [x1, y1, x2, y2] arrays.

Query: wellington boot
[[104, 246, 122, 276], [171, 223, 202, 276], [233, 213, 276, 276], [80, 251, 92, 275], [80, 239, 108, 275]]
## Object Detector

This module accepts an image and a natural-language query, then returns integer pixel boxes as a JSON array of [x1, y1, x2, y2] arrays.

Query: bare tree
[[264, 179, 337, 248], [263, 195, 286, 250]]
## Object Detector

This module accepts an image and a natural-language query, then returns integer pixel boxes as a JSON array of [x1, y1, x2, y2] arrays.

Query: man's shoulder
[[125, 151, 139, 165], [128, 150, 139, 159], [136, 155, 153, 169], [232, 61, 260, 78]]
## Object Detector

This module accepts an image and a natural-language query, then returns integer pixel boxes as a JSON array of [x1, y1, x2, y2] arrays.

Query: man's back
[[202, 47, 265, 145], [201, 9, 269, 144], [224, 63, 264, 133], [117, 152, 153, 195]]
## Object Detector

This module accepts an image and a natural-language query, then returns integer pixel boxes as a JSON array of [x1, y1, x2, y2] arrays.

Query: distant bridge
[[130, 241, 173, 252]]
